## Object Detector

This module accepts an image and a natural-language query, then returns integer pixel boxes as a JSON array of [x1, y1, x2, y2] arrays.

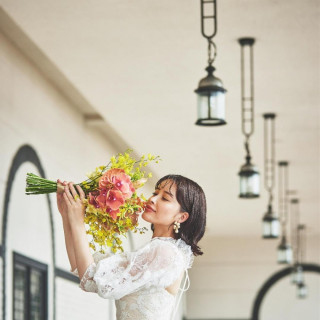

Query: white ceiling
[[1, 0, 319, 237]]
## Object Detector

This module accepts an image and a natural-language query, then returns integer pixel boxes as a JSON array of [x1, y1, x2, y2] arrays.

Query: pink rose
[[99, 168, 135, 200]]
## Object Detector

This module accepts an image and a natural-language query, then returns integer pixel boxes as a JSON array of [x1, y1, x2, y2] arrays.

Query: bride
[[56, 174, 207, 320]]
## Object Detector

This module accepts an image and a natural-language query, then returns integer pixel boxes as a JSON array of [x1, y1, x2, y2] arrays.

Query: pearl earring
[[173, 221, 180, 233]]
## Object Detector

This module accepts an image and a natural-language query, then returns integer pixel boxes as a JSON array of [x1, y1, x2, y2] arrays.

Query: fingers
[[68, 182, 80, 201], [57, 179, 68, 185], [67, 182, 85, 204], [63, 184, 74, 205], [76, 185, 85, 201], [63, 191, 72, 206], [58, 180, 84, 205], [57, 179, 63, 197]]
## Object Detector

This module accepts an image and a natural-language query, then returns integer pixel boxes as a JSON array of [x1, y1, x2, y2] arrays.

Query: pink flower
[[106, 207, 119, 221], [99, 168, 135, 200], [88, 190, 101, 208], [96, 189, 124, 211]]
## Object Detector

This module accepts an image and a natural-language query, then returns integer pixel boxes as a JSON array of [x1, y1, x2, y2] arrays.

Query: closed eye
[[152, 192, 168, 201]]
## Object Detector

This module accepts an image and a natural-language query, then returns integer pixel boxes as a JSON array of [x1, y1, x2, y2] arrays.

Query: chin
[[141, 211, 152, 223]]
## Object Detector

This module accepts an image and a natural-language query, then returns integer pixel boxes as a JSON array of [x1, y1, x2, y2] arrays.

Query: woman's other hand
[[63, 182, 86, 224]]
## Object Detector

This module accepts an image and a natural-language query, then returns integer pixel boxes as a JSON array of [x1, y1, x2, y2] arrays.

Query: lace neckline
[[151, 236, 176, 241], [150, 236, 194, 269]]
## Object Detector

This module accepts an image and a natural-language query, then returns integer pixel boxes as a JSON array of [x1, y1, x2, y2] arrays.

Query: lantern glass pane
[[271, 219, 279, 237], [263, 219, 279, 237], [278, 246, 293, 264], [240, 173, 259, 197], [291, 266, 304, 284], [297, 284, 307, 299], [209, 91, 225, 120], [263, 221, 271, 237], [197, 95, 210, 119], [197, 92, 225, 121]]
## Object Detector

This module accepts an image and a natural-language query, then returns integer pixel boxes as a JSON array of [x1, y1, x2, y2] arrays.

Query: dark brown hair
[[152, 174, 207, 256]]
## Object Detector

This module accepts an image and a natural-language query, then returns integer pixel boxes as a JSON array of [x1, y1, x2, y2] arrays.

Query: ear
[[179, 211, 189, 223]]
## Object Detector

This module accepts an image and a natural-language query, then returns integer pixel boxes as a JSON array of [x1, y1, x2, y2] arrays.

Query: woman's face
[[142, 179, 184, 227]]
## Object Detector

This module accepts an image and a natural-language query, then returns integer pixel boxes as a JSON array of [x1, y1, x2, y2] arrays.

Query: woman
[[57, 174, 206, 319]]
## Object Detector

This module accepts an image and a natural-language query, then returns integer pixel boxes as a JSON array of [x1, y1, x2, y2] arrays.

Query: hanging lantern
[[277, 235, 293, 264], [295, 225, 308, 298], [195, 65, 226, 126], [277, 161, 293, 263], [239, 154, 259, 198], [291, 264, 304, 284], [263, 205, 279, 238], [297, 281, 308, 299], [290, 198, 301, 282], [195, 0, 227, 126], [292, 224, 308, 289], [238, 38, 259, 198]]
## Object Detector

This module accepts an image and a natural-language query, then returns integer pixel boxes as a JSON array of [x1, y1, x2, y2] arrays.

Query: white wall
[[187, 235, 320, 319], [0, 29, 159, 320]]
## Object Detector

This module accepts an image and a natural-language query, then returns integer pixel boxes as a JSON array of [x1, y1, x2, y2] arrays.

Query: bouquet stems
[[25, 173, 87, 195]]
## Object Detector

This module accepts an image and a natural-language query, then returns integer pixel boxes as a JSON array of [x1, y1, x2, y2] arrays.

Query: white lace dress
[[71, 237, 194, 320]]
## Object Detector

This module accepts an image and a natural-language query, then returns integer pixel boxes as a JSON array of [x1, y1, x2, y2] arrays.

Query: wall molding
[[55, 267, 79, 284]]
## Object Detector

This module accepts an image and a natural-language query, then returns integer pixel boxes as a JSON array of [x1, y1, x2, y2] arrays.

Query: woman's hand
[[56, 179, 69, 218], [63, 182, 86, 224]]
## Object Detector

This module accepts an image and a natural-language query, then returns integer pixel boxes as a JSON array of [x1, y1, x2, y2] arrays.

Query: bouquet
[[25, 149, 160, 253]]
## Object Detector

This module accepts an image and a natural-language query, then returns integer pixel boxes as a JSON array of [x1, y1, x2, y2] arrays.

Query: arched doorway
[[1, 144, 56, 320], [251, 263, 320, 320]]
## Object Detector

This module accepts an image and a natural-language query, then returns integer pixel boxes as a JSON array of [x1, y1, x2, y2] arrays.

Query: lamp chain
[[244, 139, 251, 159], [298, 224, 306, 265], [200, 0, 217, 66], [290, 200, 299, 264], [200, 0, 217, 40], [208, 40, 217, 65], [263, 114, 276, 207], [278, 162, 289, 237], [240, 42, 255, 139]]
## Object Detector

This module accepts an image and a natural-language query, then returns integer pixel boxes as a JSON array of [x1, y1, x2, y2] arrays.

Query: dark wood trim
[[14, 252, 48, 271], [55, 267, 79, 284]]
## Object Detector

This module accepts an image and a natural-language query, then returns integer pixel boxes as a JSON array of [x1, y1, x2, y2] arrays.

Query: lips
[[145, 204, 156, 212]]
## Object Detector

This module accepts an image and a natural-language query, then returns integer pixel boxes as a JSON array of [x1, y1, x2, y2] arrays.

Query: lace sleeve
[[79, 239, 185, 300], [70, 251, 112, 277]]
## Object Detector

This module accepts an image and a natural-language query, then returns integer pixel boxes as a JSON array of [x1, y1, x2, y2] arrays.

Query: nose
[[149, 194, 156, 204]]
